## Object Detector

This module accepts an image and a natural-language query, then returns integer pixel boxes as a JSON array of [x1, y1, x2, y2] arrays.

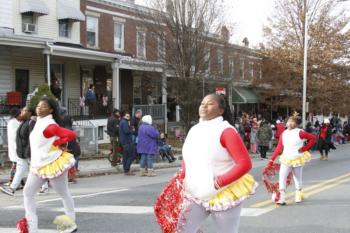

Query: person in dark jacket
[[119, 111, 135, 175], [158, 132, 176, 163], [318, 119, 332, 161], [50, 78, 62, 101], [137, 115, 159, 177], [107, 109, 121, 166], [0, 106, 34, 196], [85, 84, 97, 118], [257, 121, 272, 159]]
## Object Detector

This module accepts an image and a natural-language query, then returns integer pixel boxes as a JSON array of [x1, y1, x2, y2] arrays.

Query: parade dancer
[[18, 97, 77, 233], [155, 94, 257, 233], [268, 116, 316, 205]]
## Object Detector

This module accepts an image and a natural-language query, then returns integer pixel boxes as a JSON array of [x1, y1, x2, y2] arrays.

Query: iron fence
[[68, 98, 114, 119], [73, 119, 99, 158], [132, 104, 166, 120], [0, 95, 26, 115]]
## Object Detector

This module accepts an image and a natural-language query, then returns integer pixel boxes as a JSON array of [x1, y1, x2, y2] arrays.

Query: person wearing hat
[[318, 118, 332, 161], [275, 119, 286, 141], [137, 115, 159, 177], [3, 108, 22, 187]]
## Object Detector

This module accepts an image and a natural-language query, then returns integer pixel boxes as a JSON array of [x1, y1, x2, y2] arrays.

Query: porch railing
[[67, 98, 115, 120], [132, 104, 166, 120]]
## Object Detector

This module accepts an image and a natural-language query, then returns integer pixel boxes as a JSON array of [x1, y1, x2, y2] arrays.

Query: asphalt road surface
[[0, 144, 349, 233]]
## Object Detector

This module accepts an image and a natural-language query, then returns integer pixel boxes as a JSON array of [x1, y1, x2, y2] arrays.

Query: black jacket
[[16, 120, 35, 159], [131, 116, 141, 136], [107, 115, 120, 137]]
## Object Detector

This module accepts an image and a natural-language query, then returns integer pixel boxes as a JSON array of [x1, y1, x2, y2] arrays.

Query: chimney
[[221, 26, 230, 41]]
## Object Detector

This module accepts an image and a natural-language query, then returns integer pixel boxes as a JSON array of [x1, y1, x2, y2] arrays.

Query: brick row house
[[0, 0, 262, 134]]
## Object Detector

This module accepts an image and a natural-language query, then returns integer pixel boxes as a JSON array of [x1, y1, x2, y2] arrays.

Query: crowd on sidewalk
[[233, 112, 350, 160], [106, 109, 176, 177]]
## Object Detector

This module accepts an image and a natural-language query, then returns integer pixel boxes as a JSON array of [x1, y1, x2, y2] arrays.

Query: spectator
[[107, 109, 121, 166], [250, 122, 258, 154], [85, 84, 97, 118], [275, 120, 286, 141], [158, 132, 176, 163], [137, 115, 160, 177], [131, 109, 143, 162], [257, 121, 272, 160], [318, 119, 332, 161], [50, 79, 62, 101], [119, 111, 135, 175]]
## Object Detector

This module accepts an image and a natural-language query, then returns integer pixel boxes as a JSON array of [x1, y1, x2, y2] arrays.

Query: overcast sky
[[135, 0, 350, 47]]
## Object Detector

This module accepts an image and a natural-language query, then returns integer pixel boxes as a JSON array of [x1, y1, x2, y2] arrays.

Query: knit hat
[[142, 115, 152, 125], [324, 118, 330, 124]]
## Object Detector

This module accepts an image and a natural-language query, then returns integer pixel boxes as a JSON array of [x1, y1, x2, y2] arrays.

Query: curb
[[0, 161, 181, 183]]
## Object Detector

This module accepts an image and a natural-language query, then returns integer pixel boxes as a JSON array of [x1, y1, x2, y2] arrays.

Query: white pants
[[23, 171, 75, 233], [177, 200, 242, 233], [10, 158, 29, 190], [279, 164, 303, 190]]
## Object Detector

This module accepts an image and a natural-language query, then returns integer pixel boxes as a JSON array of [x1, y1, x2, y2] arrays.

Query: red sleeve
[[270, 136, 283, 162], [299, 130, 316, 152], [215, 128, 252, 188], [43, 124, 77, 146]]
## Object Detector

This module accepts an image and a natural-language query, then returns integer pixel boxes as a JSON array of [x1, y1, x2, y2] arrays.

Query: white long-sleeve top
[[7, 118, 21, 162]]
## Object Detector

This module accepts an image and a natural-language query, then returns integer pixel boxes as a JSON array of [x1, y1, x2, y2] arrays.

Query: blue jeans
[[140, 154, 155, 169], [122, 144, 135, 173], [159, 145, 171, 155]]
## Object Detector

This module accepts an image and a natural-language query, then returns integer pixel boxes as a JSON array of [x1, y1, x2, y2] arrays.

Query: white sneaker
[[277, 191, 286, 205]]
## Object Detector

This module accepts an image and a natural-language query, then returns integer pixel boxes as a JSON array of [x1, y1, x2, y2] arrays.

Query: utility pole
[[302, 0, 308, 129]]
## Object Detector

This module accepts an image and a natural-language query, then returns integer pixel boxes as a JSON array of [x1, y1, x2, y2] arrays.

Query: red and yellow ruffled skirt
[[188, 173, 258, 211], [280, 151, 311, 167], [31, 149, 76, 179]]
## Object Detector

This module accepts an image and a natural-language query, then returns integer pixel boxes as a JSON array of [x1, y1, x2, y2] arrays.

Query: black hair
[[39, 96, 63, 126], [112, 109, 120, 115], [121, 110, 131, 117], [23, 106, 36, 116], [89, 84, 94, 89], [209, 93, 234, 126], [9, 107, 21, 119]]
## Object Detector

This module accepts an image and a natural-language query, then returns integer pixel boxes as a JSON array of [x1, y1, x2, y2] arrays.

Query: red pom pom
[[262, 163, 292, 194], [154, 170, 185, 233], [17, 218, 29, 233]]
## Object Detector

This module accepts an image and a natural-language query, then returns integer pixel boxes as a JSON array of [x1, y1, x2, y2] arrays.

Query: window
[[229, 58, 234, 76], [114, 22, 124, 50], [22, 13, 36, 33], [137, 30, 146, 58], [217, 50, 223, 74], [59, 20, 70, 38], [249, 62, 254, 78], [205, 50, 210, 73], [157, 36, 165, 61], [240, 59, 245, 79], [87, 16, 99, 47]]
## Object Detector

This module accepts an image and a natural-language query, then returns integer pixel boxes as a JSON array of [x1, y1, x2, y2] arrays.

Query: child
[[158, 132, 176, 163], [250, 122, 258, 154]]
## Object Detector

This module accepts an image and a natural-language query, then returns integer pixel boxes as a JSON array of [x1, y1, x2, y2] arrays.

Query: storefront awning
[[232, 87, 259, 104], [20, 0, 49, 15], [57, 0, 85, 22]]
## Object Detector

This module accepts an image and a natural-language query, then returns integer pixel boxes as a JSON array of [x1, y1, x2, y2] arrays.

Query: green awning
[[232, 87, 259, 104]]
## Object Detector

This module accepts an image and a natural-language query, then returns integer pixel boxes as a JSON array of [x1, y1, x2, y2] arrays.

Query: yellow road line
[[251, 172, 350, 208]]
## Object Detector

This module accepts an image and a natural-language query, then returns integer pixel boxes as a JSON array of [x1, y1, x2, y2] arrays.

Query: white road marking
[[56, 205, 154, 214], [241, 207, 274, 216], [0, 228, 57, 233]]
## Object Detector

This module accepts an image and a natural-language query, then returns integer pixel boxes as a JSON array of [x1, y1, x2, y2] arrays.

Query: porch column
[[161, 72, 168, 133], [111, 61, 120, 109]]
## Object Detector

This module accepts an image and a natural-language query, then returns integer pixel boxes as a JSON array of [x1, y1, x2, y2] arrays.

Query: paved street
[[0, 144, 350, 233]]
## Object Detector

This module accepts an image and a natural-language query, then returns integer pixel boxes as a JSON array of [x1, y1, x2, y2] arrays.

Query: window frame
[[58, 19, 71, 38], [86, 16, 99, 48], [217, 50, 224, 75], [114, 22, 124, 51], [136, 30, 146, 58], [240, 59, 245, 80]]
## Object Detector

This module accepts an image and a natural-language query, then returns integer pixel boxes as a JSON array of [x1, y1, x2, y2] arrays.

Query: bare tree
[[256, 0, 350, 115], [137, 0, 227, 132]]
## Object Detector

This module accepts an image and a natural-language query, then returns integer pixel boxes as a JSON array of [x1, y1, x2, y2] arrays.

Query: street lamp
[[302, 0, 308, 129]]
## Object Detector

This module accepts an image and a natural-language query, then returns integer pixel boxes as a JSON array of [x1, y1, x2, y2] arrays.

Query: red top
[[43, 124, 76, 146], [180, 128, 252, 189], [319, 126, 329, 139], [276, 123, 285, 139], [270, 130, 316, 162]]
